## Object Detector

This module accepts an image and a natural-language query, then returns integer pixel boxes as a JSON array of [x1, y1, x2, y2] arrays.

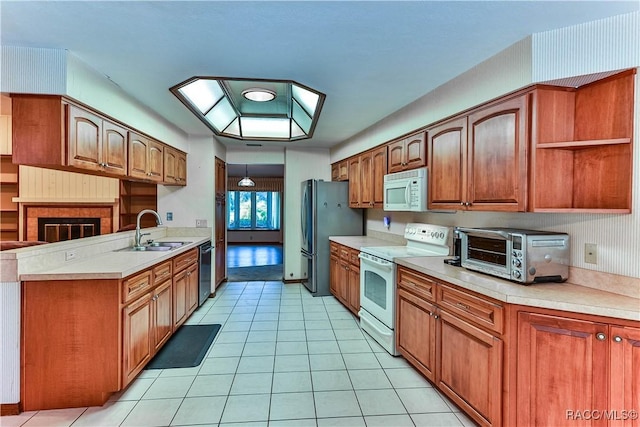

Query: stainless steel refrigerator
[[301, 180, 363, 296]]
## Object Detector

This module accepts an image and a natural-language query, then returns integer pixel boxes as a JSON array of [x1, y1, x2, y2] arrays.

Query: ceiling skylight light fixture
[[170, 77, 325, 142], [242, 88, 276, 102]]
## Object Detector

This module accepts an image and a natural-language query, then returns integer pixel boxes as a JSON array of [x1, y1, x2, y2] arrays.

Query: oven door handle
[[359, 253, 394, 270], [456, 227, 510, 239]]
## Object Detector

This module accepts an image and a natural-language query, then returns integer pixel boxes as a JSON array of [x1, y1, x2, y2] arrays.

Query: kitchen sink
[[116, 241, 191, 252]]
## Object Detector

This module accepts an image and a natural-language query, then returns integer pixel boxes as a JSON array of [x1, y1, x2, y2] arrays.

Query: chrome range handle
[[456, 227, 510, 239]]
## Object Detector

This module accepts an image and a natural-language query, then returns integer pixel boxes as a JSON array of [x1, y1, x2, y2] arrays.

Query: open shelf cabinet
[[119, 181, 158, 229], [1, 155, 19, 241], [531, 69, 635, 212]]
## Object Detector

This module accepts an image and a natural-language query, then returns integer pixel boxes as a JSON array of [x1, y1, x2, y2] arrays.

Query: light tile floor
[[2, 281, 476, 427]]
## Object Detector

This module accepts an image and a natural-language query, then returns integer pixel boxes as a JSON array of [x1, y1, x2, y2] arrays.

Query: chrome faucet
[[134, 209, 163, 248]]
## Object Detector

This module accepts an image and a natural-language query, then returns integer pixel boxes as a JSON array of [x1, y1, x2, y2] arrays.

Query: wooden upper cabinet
[[428, 95, 528, 212], [530, 69, 635, 212], [11, 94, 185, 184], [348, 156, 361, 208], [428, 116, 467, 210], [128, 132, 163, 182], [387, 131, 426, 173], [359, 152, 374, 207], [67, 105, 102, 171], [102, 120, 128, 176], [68, 105, 127, 176], [371, 146, 387, 207], [467, 94, 528, 212], [163, 146, 187, 186], [331, 159, 349, 181]]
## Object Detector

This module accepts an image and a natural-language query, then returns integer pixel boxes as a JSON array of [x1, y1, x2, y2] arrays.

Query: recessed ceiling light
[[242, 88, 276, 102]]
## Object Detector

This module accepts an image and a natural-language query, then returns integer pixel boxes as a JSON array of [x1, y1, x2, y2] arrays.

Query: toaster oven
[[457, 227, 570, 284]]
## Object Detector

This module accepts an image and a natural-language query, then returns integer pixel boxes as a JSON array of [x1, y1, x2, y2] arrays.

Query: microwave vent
[[384, 167, 427, 182]]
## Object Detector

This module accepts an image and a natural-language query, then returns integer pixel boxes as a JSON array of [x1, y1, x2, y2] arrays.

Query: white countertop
[[331, 235, 640, 322], [19, 236, 210, 281]]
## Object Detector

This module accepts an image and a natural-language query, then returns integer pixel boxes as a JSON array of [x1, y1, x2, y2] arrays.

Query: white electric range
[[359, 223, 451, 355]]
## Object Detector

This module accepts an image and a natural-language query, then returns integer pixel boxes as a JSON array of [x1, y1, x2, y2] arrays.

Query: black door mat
[[146, 324, 221, 369]]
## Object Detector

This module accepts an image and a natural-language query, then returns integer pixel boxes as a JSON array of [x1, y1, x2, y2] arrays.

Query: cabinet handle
[[596, 332, 607, 341], [433, 314, 440, 319], [613, 335, 623, 343], [128, 282, 147, 292], [460, 202, 465, 206], [456, 302, 470, 311]]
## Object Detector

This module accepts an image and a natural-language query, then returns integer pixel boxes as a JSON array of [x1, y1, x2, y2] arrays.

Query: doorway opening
[[225, 163, 284, 282]]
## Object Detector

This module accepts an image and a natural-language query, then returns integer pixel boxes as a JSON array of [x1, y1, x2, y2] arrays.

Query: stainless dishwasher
[[198, 240, 213, 306]]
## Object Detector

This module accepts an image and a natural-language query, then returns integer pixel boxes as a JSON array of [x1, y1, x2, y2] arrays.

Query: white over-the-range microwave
[[383, 167, 428, 212]]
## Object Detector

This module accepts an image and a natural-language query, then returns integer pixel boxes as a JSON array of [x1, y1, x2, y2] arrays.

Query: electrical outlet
[[65, 250, 76, 261], [196, 219, 207, 228], [585, 243, 597, 264], [166, 212, 173, 221]]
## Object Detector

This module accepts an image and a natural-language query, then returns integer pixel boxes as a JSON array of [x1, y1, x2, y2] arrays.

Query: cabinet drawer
[[153, 261, 172, 285], [397, 267, 437, 302], [122, 270, 152, 303], [339, 246, 350, 261], [349, 248, 360, 266], [174, 248, 198, 273], [438, 284, 504, 334], [330, 242, 340, 257]]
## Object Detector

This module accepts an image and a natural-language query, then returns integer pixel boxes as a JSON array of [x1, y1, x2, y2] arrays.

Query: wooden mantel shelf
[[13, 198, 118, 204]]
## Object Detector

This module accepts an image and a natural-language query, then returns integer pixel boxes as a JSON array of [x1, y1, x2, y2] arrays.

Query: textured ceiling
[[2, 1, 638, 149]]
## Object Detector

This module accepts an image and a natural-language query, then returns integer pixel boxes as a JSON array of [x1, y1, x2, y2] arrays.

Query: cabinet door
[[348, 157, 361, 208], [610, 325, 640, 425], [214, 157, 226, 287], [347, 262, 360, 315], [387, 139, 406, 173], [123, 292, 153, 386], [329, 254, 339, 296], [102, 120, 128, 176], [128, 132, 150, 180], [517, 312, 609, 427], [397, 288, 437, 381], [331, 163, 339, 181], [164, 147, 178, 183], [359, 151, 374, 207], [67, 105, 102, 171], [173, 269, 188, 328], [338, 160, 349, 181], [404, 132, 426, 170], [467, 95, 528, 211], [186, 263, 199, 315], [428, 117, 467, 210], [176, 152, 187, 185], [438, 310, 502, 427], [372, 146, 387, 207], [337, 259, 349, 305], [152, 280, 173, 352], [148, 139, 164, 182]]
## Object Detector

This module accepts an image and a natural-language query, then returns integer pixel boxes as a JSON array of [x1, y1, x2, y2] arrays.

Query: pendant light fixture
[[237, 164, 255, 187]]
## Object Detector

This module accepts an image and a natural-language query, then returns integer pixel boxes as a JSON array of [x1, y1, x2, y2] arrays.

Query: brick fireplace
[[24, 206, 113, 242]]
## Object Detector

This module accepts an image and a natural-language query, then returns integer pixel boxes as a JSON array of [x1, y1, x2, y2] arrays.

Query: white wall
[[334, 12, 640, 279], [283, 148, 332, 280]]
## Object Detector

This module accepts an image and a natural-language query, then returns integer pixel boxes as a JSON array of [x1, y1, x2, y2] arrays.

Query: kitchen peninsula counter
[[18, 236, 210, 281]]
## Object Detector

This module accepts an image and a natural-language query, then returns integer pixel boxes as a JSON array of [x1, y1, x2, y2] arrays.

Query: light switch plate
[[196, 219, 207, 228]]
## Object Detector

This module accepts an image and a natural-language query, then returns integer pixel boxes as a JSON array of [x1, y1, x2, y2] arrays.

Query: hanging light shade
[[238, 164, 255, 187]]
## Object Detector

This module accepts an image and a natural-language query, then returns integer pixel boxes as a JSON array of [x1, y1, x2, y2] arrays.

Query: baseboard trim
[[283, 279, 302, 284], [1, 402, 21, 416]]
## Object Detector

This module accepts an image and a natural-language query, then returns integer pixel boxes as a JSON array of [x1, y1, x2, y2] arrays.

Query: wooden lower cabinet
[[123, 291, 154, 385], [396, 288, 437, 381], [21, 249, 202, 411], [329, 242, 360, 316], [515, 311, 640, 427], [438, 310, 502, 427]]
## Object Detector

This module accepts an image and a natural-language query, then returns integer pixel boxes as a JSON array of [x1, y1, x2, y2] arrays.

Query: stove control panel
[[404, 223, 451, 246]]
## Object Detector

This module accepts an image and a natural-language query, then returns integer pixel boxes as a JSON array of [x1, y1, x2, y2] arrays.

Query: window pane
[[227, 191, 236, 228], [239, 191, 252, 228], [271, 192, 281, 229], [255, 192, 268, 228]]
